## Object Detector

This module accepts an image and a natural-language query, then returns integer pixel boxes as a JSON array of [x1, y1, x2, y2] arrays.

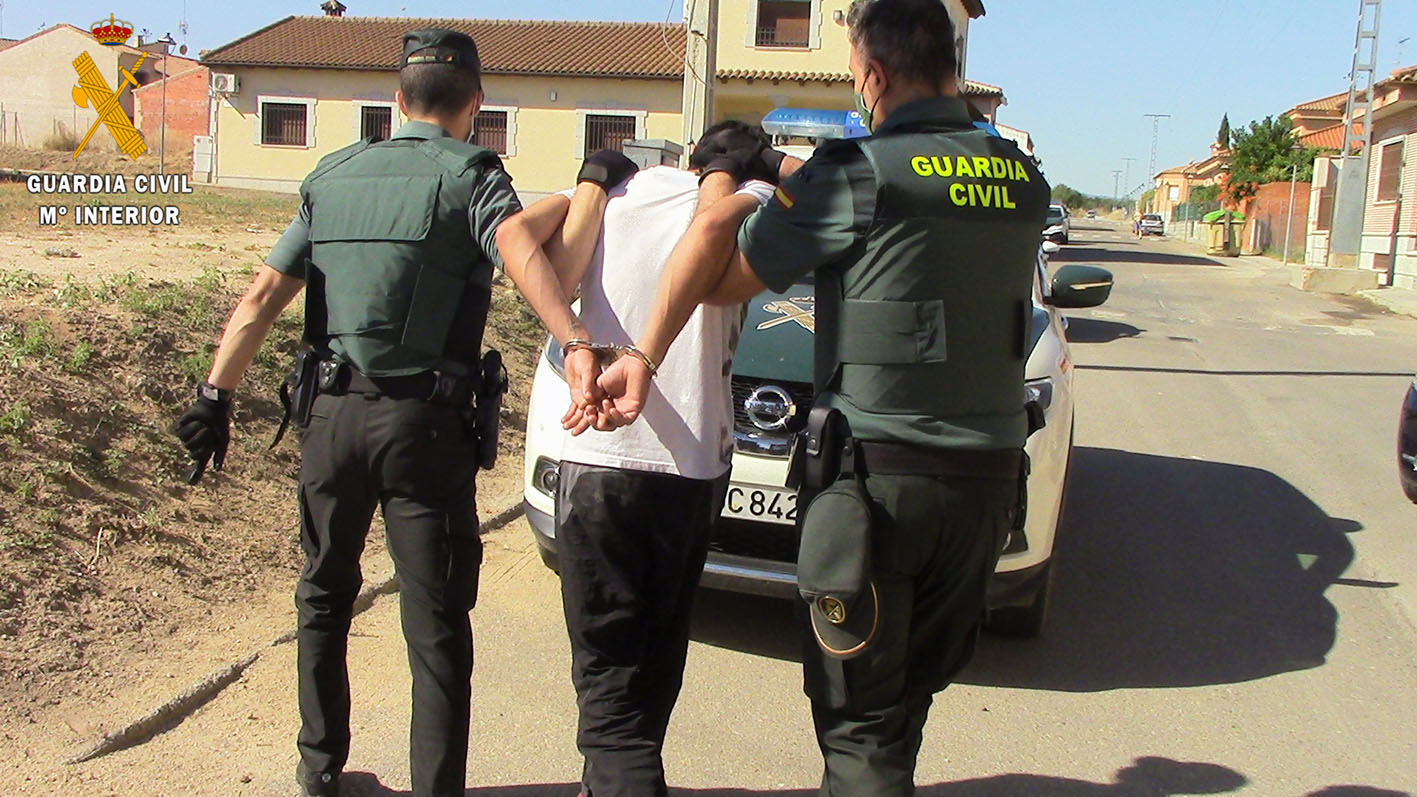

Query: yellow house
[[201, 1, 994, 197]]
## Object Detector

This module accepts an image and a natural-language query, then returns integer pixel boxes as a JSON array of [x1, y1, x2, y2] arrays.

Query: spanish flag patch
[[773, 186, 796, 209]]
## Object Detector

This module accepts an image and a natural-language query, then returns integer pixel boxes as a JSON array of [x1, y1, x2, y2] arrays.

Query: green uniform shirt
[[739, 96, 1049, 451], [266, 120, 521, 278]]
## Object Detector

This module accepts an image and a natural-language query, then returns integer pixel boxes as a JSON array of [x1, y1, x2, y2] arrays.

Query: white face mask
[[466, 118, 476, 144]]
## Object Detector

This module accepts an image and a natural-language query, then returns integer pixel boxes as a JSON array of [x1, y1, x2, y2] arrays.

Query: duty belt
[[855, 441, 1023, 480], [321, 361, 477, 407]]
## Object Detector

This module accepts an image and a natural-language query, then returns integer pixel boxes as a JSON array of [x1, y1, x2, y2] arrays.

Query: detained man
[[496, 124, 798, 796]]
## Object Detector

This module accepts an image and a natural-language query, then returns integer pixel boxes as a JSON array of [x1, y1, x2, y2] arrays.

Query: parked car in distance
[[521, 240, 1115, 638], [1136, 213, 1165, 237], [1086, 209, 1097, 219], [1400, 375, 1417, 503], [1044, 203, 1071, 244]]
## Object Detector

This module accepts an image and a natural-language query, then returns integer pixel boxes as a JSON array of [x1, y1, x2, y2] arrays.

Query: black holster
[[473, 349, 509, 471], [271, 348, 321, 449], [789, 405, 852, 494]]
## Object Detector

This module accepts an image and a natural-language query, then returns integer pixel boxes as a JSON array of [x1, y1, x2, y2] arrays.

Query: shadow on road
[[341, 756, 1259, 795], [962, 448, 1357, 692], [1052, 246, 1225, 268], [341, 758, 1412, 795], [690, 587, 802, 662], [1064, 317, 1144, 343]]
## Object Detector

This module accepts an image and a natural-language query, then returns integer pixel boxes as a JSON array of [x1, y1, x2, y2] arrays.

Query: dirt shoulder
[[0, 170, 545, 768]]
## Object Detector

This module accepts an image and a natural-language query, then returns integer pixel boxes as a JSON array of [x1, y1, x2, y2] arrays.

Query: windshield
[[1046, 208, 1066, 223]]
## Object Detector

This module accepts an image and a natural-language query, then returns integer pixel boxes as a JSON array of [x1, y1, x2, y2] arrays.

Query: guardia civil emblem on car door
[[756, 297, 815, 333]]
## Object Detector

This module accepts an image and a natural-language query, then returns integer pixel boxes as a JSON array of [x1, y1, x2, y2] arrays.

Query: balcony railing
[[755, 26, 809, 48]]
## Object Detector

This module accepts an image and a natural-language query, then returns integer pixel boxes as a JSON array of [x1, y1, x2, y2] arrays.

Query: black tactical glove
[[691, 124, 783, 185], [576, 149, 639, 191], [174, 382, 231, 484], [697, 148, 759, 185]]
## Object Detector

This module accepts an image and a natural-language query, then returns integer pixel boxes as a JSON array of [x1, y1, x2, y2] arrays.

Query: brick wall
[[133, 66, 210, 155], [1242, 180, 1311, 258]]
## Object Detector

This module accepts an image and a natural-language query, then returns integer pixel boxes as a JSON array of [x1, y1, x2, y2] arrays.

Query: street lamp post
[[158, 33, 176, 175]]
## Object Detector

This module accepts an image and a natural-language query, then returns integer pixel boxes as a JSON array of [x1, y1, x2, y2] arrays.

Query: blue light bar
[[761, 108, 869, 139]]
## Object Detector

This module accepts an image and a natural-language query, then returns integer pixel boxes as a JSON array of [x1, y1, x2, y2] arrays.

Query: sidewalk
[[1166, 230, 1417, 321]]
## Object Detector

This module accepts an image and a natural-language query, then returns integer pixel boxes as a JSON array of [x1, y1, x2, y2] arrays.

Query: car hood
[[732, 286, 1051, 383]]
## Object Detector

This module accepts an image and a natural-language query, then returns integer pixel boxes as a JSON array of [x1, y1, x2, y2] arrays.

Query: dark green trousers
[[295, 392, 482, 797], [802, 473, 1016, 797]]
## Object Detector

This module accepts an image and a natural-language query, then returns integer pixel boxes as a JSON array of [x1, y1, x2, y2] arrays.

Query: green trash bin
[[1201, 209, 1244, 256]]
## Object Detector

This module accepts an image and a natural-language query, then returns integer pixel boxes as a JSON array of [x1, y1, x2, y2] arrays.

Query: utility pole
[[1329, 0, 1381, 268], [158, 33, 176, 175], [680, 0, 719, 165], [1112, 170, 1122, 205], [1121, 156, 1138, 216], [1143, 113, 1170, 187]]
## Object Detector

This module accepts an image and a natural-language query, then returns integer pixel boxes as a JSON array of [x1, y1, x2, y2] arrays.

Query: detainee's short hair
[[846, 0, 958, 89], [400, 63, 482, 115]]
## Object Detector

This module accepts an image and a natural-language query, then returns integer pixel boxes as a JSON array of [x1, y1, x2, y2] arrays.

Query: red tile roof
[[203, 16, 685, 79], [1299, 122, 1359, 151], [0, 39, 18, 52], [1291, 91, 1348, 113]]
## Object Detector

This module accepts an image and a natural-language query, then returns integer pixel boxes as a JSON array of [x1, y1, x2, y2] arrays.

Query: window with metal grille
[[1377, 140, 1404, 202], [474, 110, 508, 154], [584, 114, 636, 158], [360, 106, 391, 141], [261, 102, 308, 146], [756, 0, 811, 47]]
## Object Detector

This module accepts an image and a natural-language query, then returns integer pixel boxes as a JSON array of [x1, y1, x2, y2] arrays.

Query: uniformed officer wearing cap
[[591, 0, 1050, 792], [172, 29, 522, 797]]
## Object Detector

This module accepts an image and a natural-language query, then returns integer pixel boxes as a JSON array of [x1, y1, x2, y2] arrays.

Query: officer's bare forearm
[[779, 154, 806, 181], [545, 184, 609, 297], [637, 193, 761, 365], [693, 170, 738, 217], [496, 219, 589, 345], [207, 266, 304, 391]]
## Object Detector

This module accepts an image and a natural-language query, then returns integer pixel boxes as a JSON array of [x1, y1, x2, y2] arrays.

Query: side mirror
[[1047, 265, 1113, 308], [1040, 240, 1061, 256]]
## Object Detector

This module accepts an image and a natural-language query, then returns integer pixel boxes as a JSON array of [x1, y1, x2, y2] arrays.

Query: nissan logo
[[744, 385, 796, 431]]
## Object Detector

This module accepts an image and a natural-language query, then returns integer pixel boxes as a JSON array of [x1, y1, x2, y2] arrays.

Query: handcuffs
[[563, 339, 659, 377]]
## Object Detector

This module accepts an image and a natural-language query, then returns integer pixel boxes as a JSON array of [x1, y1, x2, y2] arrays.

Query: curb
[[66, 500, 527, 765]]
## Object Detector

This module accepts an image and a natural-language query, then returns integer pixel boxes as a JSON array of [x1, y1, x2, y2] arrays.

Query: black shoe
[[296, 760, 340, 796]]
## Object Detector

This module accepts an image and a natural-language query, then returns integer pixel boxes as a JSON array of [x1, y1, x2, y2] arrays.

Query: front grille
[[730, 376, 814, 436], [709, 517, 798, 563]]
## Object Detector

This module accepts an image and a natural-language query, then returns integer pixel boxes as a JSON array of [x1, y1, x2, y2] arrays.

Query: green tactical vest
[[300, 136, 502, 377], [815, 115, 1051, 451]]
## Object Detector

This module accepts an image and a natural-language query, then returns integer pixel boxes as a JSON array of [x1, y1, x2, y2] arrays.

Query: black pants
[[555, 462, 722, 797], [295, 392, 482, 797], [802, 473, 1016, 797]]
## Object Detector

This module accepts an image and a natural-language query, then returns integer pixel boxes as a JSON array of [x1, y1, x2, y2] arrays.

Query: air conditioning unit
[[210, 72, 239, 94]]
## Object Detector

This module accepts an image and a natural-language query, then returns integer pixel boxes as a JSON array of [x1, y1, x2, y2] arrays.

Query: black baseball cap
[[401, 28, 480, 72]]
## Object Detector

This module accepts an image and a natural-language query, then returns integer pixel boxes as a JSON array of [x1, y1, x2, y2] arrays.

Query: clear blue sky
[[12, 1, 1416, 198]]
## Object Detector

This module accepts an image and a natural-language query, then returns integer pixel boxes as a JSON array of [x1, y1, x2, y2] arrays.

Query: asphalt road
[[61, 220, 1417, 795]]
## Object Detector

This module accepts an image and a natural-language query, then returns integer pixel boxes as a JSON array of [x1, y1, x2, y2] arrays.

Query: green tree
[[1225, 115, 1322, 203], [1217, 114, 1230, 149]]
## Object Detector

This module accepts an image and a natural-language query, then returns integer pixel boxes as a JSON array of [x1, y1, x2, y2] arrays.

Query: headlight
[[545, 336, 566, 380], [1025, 377, 1054, 411], [532, 457, 561, 498]]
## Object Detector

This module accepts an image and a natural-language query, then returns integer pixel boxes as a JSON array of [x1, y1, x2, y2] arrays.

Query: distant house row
[[1146, 66, 1417, 290]]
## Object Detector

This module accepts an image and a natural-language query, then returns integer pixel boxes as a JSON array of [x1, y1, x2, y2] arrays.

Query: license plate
[[722, 485, 798, 526]]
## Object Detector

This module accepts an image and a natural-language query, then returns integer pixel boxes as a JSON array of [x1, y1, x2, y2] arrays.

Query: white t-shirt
[[557, 166, 774, 481]]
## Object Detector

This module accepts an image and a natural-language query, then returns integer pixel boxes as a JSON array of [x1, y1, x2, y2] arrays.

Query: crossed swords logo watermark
[[70, 50, 149, 160], [756, 297, 816, 333]]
